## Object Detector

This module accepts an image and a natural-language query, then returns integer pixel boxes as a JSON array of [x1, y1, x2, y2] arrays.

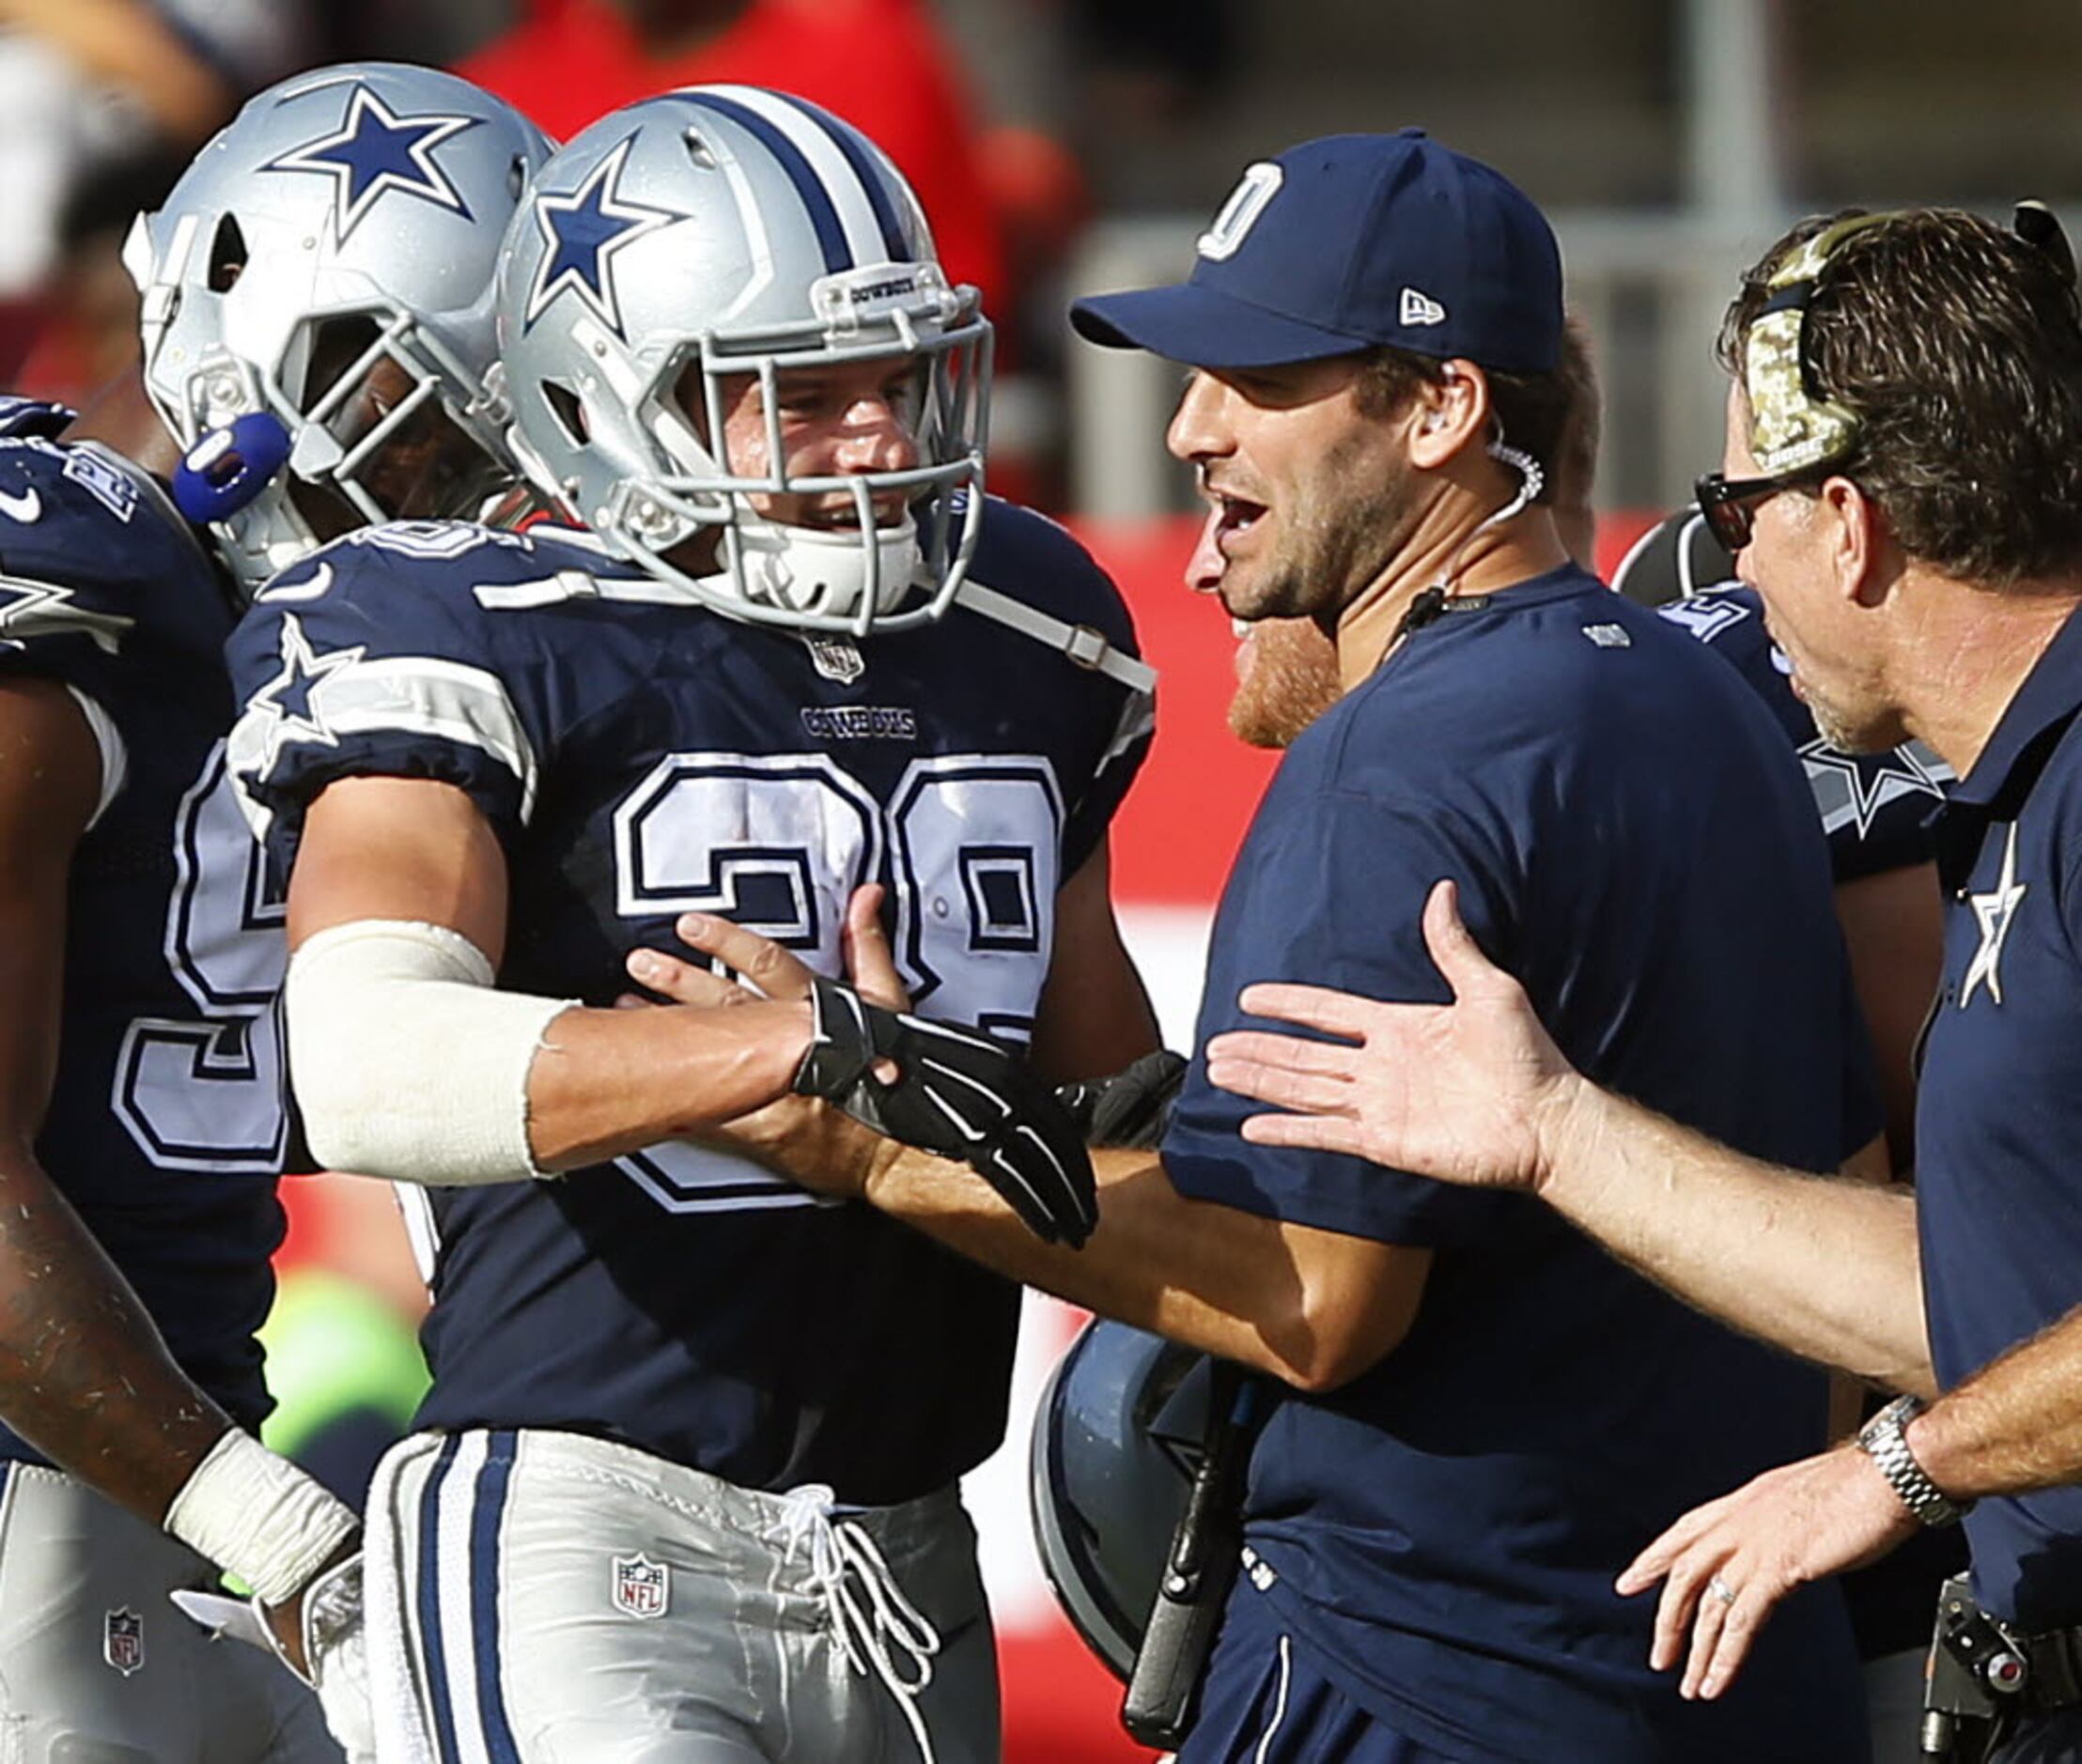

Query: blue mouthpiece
[[172, 412, 292, 524]]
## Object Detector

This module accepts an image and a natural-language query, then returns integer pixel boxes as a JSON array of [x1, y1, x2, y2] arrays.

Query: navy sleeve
[[0, 447, 171, 701], [225, 536, 549, 867], [1163, 788, 1519, 1246]]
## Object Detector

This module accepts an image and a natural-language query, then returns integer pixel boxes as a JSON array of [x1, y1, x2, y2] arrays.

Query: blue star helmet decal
[[264, 81, 483, 245], [523, 134, 677, 337]]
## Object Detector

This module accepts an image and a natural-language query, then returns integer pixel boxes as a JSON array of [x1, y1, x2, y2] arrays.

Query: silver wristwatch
[[1857, 1394, 1971, 1527]]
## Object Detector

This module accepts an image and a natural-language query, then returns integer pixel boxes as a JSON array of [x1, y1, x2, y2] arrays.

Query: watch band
[[1857, 1394, 1972, 1527]]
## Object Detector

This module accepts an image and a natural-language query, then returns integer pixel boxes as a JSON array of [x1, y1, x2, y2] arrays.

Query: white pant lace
[[774, 1483, 942, 1764]]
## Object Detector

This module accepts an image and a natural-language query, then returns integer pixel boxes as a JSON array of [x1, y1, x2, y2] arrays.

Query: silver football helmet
[[124, 62, 553, 593], [495, 85, 991, 637]]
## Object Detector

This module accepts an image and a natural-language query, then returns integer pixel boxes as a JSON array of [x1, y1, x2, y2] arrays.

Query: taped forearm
[[163, 1427, 356, 1606], [285, 919, 577, 1184]]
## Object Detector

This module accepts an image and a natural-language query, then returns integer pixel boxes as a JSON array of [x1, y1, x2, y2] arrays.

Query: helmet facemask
[[148, 280, 517, 581], [563, 269, 992, 639], [269, 308, 514, 542]]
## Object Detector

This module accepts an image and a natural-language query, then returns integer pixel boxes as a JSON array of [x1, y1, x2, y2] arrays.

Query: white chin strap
[[731, 516, 923, 621]]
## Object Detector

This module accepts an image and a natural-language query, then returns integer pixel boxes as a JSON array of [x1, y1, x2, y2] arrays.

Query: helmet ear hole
[[541, 381, 590, 446], [207, 216, 248, 293]]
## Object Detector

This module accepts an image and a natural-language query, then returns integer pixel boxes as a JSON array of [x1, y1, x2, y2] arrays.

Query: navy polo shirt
[[1920, 599, 2082, 1632], [1165, 565, 1874, 1761]]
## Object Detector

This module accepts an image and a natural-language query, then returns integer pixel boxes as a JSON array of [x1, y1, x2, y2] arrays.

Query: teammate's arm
[[1833, 860, 1943, 1170], [285, 775, 815, 1175], [647, 915, 1433, 1393], [873, 1140, 1431, 1391], [0, 676, 241, 1513], [1026, 835, 1164, 1083], [1207, 879, 1933, 1392]]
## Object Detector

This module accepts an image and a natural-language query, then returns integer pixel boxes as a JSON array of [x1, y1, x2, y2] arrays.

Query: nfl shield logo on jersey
[[612, 1553, 669, 1618], [804, 635, 866, 685], [103, 1607, 144, 1675]]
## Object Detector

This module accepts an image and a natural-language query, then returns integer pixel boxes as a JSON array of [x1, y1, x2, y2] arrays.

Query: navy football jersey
[[1658, 583, 1951, 881], [225, 502, 1150, 1504], [0, 403, 286, 1450], [1165, 568, 1873, 1761]]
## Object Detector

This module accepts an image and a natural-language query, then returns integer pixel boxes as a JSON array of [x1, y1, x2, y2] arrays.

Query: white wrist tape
[[163, 1427, 358, 1608], [286, 918, 578, 1184]]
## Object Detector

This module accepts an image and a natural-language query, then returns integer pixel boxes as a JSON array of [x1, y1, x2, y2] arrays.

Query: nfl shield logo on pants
[[103, 1607, 144, 1676], [612, 1554, 668, 1619]]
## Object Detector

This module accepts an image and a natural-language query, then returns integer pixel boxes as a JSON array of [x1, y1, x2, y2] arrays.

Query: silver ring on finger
[[1707, 1574, 1737, 1608]]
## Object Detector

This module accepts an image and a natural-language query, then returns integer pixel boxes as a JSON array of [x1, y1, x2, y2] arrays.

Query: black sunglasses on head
[[1693, 467, 1824, 557]]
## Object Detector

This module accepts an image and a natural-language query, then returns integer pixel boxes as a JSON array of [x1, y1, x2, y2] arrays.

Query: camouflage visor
[[1744, 212, 1895, 476]]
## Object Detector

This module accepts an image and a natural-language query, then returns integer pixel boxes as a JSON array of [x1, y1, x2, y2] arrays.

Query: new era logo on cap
[[1400, 287, 1446, 327]]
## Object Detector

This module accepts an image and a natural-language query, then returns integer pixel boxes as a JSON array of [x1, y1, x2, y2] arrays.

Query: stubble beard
[[1222, 437, 1417, 626]]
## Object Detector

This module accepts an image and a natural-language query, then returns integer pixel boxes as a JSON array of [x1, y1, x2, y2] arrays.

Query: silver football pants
[[0, 1461, 338, 1762], [363, 1428, 1001, 1763]]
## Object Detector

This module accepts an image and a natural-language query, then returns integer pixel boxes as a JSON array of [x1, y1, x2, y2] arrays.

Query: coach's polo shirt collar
[[1950, 599, 2082, 816]]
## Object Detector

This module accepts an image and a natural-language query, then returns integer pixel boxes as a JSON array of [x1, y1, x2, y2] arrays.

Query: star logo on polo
[[1960, 821, 2027, 1010], [1798, 736, 1953, 842], [263, 81, 481, 245], [0, 572, 133, 656], [247, 612, 364, 770], [523, 135, 676, 336]]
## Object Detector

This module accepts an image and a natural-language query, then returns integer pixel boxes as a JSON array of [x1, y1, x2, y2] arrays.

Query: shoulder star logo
[[263, 83, 481, 245], [1798, 737, 1953, 841], [522, 134, 676, 336], [246, 613, 364, 772], [0, 573, 133, 655], [1960, 821, 2027, 1010]]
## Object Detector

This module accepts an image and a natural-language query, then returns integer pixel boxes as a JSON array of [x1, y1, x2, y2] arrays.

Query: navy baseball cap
[[1071, 129, 1562, 375]]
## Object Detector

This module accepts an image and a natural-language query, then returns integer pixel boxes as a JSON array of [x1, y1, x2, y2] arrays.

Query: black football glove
[[1054, 1050, 1189, 1150], [794, 978, 1098, 1247]]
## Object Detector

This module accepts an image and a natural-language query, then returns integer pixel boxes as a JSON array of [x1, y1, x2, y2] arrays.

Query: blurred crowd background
[[7, 1, 2074, 1756]]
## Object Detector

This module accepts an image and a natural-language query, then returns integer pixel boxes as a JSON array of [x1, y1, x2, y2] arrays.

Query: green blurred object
[[258, 1268, 428, 1467]]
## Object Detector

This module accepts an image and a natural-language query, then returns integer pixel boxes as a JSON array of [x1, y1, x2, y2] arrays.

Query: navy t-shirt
[[0, 403, 284, 1452], [225, 500, 1150, 1504], [1920, 602, 2082, 1632], [1165, 566, 1874, 1761]]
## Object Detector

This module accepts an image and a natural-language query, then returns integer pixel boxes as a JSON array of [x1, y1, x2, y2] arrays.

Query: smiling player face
[[684, 352, 926, 532]]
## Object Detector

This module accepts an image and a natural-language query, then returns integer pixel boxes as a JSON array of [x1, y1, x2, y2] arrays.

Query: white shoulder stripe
[[227, 652, 540, 830]]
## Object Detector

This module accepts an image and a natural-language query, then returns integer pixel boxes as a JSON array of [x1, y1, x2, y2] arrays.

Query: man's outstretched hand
[[1205, 879, 1582, 1192]]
